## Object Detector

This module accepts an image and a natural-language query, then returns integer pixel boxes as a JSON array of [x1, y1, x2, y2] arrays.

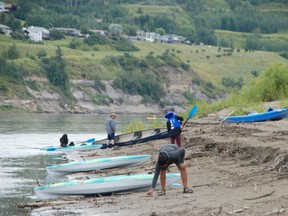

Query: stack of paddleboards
[[34, 154, 181, 199], [35, 128, 181, 199]]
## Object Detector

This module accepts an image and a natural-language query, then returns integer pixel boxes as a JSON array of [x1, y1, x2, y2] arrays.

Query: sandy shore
[[22, 116, 288, 216]]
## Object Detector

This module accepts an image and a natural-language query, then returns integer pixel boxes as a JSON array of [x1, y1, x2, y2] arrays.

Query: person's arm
[[147, 163, 161, 196], [166, 121, 171, 133], [110, 120, 116, 133]]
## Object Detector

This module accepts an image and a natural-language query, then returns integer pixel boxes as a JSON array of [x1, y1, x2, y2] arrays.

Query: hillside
[[1, 0, 288, 114], [1, 34, 288, 114]]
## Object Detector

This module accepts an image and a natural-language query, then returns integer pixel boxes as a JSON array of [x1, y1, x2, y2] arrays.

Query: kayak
[[46, 155, 151, 176], [40, 143, 103, 152], [40, 128, 168, 152], [94, 127, 169, 148], [34, 173, 181, 199], [219, 108, 288, 123]]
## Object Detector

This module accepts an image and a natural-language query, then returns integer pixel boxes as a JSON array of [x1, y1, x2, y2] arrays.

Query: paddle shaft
[[220, 110, 234, 125]]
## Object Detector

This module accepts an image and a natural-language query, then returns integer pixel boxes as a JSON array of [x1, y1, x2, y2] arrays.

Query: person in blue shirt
[[147, 144, 193, 196], [105, 113, 117, 148], [165, 111, 184, 147]]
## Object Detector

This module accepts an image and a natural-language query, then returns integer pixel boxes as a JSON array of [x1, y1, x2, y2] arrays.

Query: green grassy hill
[[1, 34, 287, 87]]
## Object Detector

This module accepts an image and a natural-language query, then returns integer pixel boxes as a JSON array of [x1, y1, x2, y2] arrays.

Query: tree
[[137, 7, 143, 14], [50, 29, 65, 40], [155, 27, 166, 35], [43, 46, 69, 90], [221, 76, 243, 90], [109, 24, 122, 39]]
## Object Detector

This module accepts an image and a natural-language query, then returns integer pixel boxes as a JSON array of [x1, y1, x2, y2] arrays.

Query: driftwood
[[227, 208, 245, 215], [193, 183, 216, 188], [18, 202, 47, 208], [264, 208, 285, 215], [18, 199, 84, 209], [215, 206, 222, 216], [244, 190, 275, 201]]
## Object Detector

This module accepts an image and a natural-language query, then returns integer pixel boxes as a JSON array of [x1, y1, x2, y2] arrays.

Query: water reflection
[[0, 154, 64, 216]]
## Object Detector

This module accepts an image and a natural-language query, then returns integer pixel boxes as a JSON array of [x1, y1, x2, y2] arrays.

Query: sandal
[[183, 187, 193, 193], [158, 190, 166, 196]]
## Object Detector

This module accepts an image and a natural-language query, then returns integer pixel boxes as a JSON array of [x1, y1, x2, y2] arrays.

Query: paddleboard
[[46, 155, 151, 176], [34, 173, 181, 199]]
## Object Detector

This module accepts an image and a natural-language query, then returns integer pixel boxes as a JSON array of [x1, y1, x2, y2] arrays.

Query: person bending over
[[147, 144, 193, 196]]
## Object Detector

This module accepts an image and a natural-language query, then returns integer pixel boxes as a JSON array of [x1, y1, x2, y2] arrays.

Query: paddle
[[182, 105, 198, 127], [220, 110, 234, 125], [46, 138, 96, 151], [76, 138, 95, 145]]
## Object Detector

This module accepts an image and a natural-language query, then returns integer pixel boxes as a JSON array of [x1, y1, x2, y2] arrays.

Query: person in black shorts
[[147, 144, 193, 196], [165, 111, 184, 147], [105, 113, 117, 148]]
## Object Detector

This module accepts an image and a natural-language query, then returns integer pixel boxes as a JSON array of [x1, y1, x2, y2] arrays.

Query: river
[[0, 113, 163, 216]]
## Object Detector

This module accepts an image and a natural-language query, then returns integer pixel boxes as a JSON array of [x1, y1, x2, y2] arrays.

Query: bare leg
[[160, 169, 167, 192], [179, 163, 188, 188], [175, 135, 181, 147]]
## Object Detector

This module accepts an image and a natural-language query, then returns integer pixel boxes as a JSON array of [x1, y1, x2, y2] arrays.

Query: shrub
[[2, 43, 20, 59], [37, 49, 47, 58]]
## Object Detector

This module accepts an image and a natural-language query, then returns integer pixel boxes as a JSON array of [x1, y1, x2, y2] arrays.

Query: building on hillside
[[135, 31, 187, 44], [89, 29, 108, 36], [136, 31, 159, 42], [4, 3, 16, 11], [0, 2, 16, 12], [23, 26, 50, 42], [0, 2, 8, 12], [50, 27, 82, 37], [0, 24, 12, 35]]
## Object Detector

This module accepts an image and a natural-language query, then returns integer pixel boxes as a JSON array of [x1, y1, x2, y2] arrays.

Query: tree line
[[2, 0, 288, 51]]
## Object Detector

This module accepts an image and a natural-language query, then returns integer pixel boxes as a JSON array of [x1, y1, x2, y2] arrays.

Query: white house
[[136, 31, 186, 44], [136, 31, 160, 42], [0, 1, 8, 12], [0, 24, 12, 35], [23, 26, 50, 42]]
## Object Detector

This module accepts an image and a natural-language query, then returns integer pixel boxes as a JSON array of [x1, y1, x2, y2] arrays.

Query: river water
[[0, 113, 162, 216]]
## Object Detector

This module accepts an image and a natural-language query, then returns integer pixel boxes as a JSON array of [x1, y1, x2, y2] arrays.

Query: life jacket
[[165, 112, 180, 129]]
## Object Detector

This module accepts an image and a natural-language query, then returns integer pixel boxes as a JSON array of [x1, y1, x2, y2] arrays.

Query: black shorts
[[107, 133, 115, 141]]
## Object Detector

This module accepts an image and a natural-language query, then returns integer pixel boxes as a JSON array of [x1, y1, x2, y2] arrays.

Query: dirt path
[[26, 117, 288, 216]]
